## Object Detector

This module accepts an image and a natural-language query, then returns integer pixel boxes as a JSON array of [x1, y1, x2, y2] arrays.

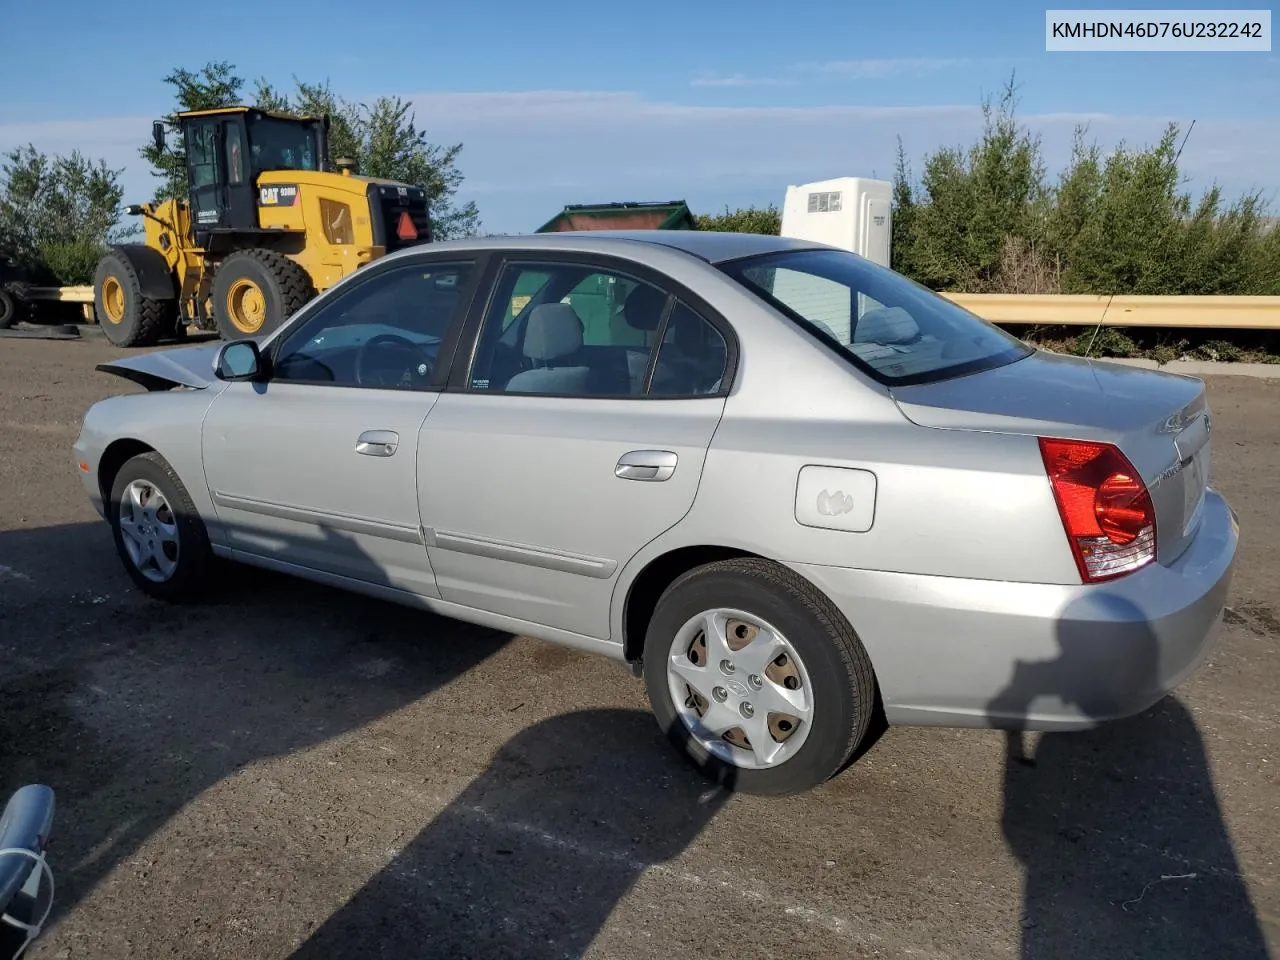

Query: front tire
[[643, 558, 877, 796], [211, 249, 313, 341], [108, 451, 213, 602]]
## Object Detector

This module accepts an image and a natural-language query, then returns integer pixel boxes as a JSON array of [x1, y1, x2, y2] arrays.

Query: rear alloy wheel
[[643, 558, 876, 796], [108, 451, 213, 602]]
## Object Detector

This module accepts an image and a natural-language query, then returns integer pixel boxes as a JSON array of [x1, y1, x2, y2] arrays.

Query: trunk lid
[[889, 349, 1212, 565], [95, 342, 224, 392]]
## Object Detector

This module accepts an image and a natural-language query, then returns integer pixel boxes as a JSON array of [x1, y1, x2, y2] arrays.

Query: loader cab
[[174, 106, 328, 246]]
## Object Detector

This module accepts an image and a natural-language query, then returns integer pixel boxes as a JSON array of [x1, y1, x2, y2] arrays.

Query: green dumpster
[[534, 200, 695, 233]]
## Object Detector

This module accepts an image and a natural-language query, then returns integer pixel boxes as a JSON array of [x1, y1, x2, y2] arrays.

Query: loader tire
[[94, 251, 174, 348], [0, 288, 19, 329], [211, 249, 313, 341]]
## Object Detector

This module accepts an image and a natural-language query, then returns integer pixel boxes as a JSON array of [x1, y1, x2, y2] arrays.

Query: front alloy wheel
[[108, 451, 213, 602], [117, 478, 180, 582]]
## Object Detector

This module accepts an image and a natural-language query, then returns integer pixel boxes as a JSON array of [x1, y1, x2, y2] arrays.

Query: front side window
[[721, 248, 1030, 385], [247, 116, 320, 174], [271, 260, 473, 389]]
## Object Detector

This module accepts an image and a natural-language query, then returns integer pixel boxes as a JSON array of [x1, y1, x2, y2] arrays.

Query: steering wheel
[[354, 333, 433, 388]]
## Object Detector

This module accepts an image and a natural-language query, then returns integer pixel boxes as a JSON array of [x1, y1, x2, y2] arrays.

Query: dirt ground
[[1, 331, 1277, 960]]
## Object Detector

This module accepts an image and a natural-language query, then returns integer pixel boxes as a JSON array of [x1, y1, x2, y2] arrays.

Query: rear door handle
[[356, 429, 399, 457], [615, 449, 678, 482]]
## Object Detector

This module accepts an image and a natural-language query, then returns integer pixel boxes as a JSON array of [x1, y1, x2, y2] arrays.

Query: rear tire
[[108, 451, 213, 602], [642, 557, 877, 796], [211, 249, 313, 341], [94, 251, 175, 347]]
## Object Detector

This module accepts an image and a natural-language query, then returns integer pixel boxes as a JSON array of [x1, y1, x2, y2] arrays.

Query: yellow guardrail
[[24, 285, 94, 304], [942, 293, 1280, 330], [13, 286, 1280, 331]]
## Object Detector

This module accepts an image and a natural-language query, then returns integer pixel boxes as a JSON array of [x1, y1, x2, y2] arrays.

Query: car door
[[185, 118, 226, 234], [417, 253, 736, 639], [201, 254, 480, 597]]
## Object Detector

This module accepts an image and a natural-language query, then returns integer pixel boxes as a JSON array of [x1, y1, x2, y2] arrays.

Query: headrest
[[620, 282, 667, 332], [854, 306, 919, 345], [523, 303, 583, 361]]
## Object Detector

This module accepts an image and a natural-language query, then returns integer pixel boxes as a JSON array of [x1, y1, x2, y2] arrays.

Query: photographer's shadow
[[988, 595, 1269, 959], [289, 708, 730, 960]]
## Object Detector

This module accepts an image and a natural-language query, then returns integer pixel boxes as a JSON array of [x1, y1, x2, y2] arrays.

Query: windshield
[[721, 248, 1031, 385], [247, 116, 320, 173]]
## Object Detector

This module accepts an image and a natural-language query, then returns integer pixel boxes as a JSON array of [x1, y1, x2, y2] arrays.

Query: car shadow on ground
[[0, 518, 514, 935], [988, 595, 1270, 960], [287, 707, 730, 959]]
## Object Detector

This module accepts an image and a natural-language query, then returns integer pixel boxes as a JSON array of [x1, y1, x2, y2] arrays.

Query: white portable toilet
[[773, 177, 894, 343], [780, 177, 892, 267]]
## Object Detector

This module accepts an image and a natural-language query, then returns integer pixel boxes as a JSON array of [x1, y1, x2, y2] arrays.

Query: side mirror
[[152, 121, 166, 154], [214, 340, 264, 381]]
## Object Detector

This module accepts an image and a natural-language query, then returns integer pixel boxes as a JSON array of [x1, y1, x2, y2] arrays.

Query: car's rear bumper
[[789, 489, 1238, 731]]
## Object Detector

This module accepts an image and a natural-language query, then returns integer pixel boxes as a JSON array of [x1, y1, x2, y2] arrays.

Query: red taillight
[[1038, 437, 1157, 583]]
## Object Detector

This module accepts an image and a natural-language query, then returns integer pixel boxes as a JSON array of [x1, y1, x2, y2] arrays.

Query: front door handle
[[356, 429, 399, 457], [615, 449, 678, 482]]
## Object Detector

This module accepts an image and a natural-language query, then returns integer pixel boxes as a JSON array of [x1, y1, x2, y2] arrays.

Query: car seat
[[503, 303, 591, 394]]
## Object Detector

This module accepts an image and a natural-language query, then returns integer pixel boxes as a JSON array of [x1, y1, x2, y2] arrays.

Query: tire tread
[[95, 251, 174, 347], [213, 248, 313, 340], [647, 556, 877, 794], [109, 451, 213, 602]]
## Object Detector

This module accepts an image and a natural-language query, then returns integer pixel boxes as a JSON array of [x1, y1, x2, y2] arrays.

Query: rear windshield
[[720, 248, 1031, 385]]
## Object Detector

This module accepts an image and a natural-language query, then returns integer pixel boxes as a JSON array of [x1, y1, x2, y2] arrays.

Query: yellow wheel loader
[[93, 106, 432, 347]]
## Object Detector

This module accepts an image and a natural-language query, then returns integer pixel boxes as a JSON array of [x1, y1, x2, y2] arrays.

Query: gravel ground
[[1, 331, 1277, 960]]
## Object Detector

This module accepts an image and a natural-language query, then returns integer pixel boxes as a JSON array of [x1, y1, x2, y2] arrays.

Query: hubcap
[[101, 276, 125, 324], [226, 278, 267, 334], [666, 608, 814, 770], [117, 479, 180, 583]]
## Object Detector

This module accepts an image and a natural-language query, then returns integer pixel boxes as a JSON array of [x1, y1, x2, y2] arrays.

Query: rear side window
[[721, 248, 1030, 385], [468, 262, 670, 397], [649, 302, 728, 396], [467, 261, 731, 399]]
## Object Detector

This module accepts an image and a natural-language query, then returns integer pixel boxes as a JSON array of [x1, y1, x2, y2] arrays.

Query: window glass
[[469, 262, 670, 397], [247, 116, 319, 173], [649, 302, 729, 396], [187, 123, 217, 188], [272, 260, 472, 389], [722, 248, 1030, 384], [225, 125, 245, 185]]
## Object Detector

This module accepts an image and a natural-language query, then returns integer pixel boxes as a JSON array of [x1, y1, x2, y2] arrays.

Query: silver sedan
[[73, 230, 1238, 796]]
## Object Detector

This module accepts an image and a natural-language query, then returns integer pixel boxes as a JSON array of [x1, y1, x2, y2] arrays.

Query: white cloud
[[3, 92, 1275, 235], [795, 58, 974, 79], [689, 72, 791, 88]]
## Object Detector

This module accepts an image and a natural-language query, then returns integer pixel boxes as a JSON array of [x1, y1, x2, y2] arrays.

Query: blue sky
[[1, 0, 1276, 233]]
